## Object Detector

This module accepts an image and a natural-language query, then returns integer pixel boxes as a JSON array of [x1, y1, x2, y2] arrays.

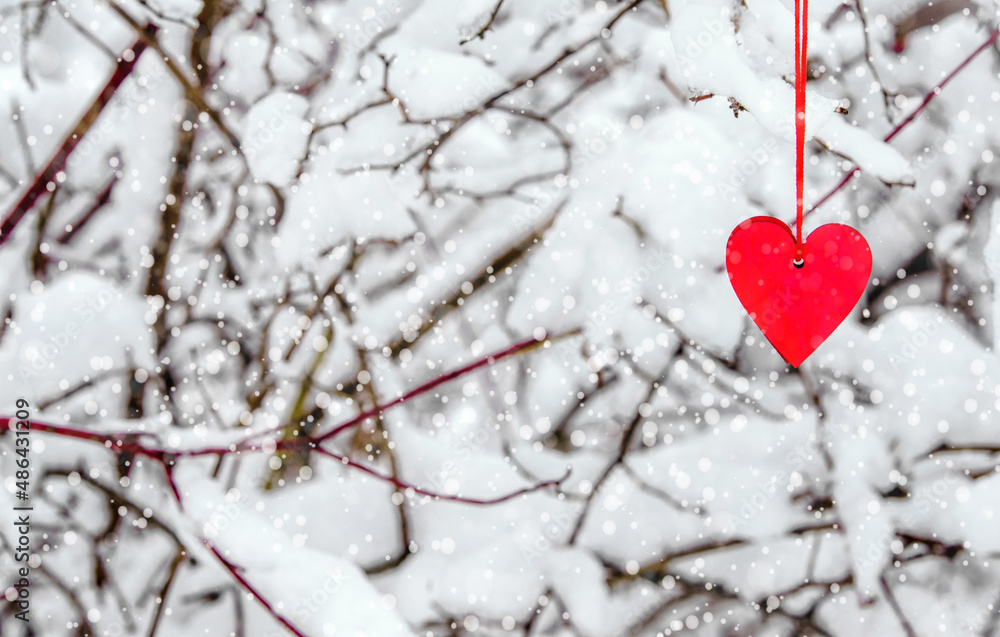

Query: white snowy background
[[1, 0, 1000, 635]]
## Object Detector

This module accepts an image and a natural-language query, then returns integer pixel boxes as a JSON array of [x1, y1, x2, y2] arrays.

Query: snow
[[380, 45, 509, 120], [816, 116, 913, 185], [0, 272, 154, 403], [1, 0, 999, 635], [175, 469, 414, 637], [219, 33, 272, 104], [243, 92, 312, 187], [543, 547, 614, 636]]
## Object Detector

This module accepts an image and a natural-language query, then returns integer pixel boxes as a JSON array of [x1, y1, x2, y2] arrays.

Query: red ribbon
[[794, 0, 808, 262]]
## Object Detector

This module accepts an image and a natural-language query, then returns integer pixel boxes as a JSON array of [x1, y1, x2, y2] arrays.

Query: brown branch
[[387, 204, 564, 356], [567, 350, 680, 544], [103, 0, 242, 150], [345, 0, 644, 194], [924, 443, 1000, 456], [460, 0, 506, 45], [893, 0, 977, 53], [146, 547, 187, 637], [853, 0, 898, 120], [312, 444, 569, 505], [615, 522, 840, 585]]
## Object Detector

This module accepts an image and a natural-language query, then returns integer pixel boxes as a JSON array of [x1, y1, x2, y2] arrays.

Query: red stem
[[0, 28, 156, 247], [204, 542, 310, 637], [305, 333, 554, 446], [0, 334, 565, 635], [0, 333, 564, 504], [57, 173, 118, 244], [802, 26, 1000, 220]]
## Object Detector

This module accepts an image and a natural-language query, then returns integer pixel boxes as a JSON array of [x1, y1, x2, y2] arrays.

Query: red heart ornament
[[726, 217, 872, 367]]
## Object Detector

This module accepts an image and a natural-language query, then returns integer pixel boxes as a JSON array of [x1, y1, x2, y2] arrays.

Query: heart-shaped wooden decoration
[[726, 217, 872, 367]]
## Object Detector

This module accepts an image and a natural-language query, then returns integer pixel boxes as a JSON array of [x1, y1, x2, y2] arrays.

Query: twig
[[56, 172, 118, 244], [312, 444, 568, 504], [386, 204, 564, 356], [567, 350, 680, 543], [53, 0, 120, 59], [803, 27, 1000, 221], [0, 332, 580, 468], [460, 0, 505, 44], [854, 0, 896, 121], [312, 331, 579, 446], [0, 30, 153, 248], [880, 574, 919, 637], [204, 542, 310, 637], [102, 0, 242, 150], [146, 547, 187, 637]]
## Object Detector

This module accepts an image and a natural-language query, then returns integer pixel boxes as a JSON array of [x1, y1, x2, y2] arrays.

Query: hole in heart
[[793, 258, 805, 269]]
